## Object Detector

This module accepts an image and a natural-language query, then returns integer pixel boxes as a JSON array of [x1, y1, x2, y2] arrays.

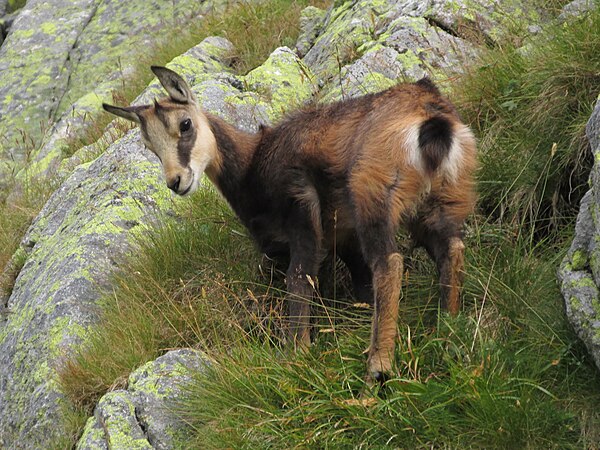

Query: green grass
[[59, 184, 600, 447], [168, 219, 600, 449], [454, 7, 600, 233], [58, 185, 268, 410], [0, 171, 58, 296], [198, 0, 331, 74]]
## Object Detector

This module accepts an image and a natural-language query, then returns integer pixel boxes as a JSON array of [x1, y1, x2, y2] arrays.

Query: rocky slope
[[0, 0, 229, 190], [0, 0, 594, 448]]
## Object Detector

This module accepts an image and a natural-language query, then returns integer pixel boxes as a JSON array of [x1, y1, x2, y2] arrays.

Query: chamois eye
[[180, 118, 192, 133]]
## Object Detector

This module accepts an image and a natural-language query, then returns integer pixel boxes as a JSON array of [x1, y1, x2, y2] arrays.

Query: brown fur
[[367, 253, 403, 381], [103, 67, 478, 381]]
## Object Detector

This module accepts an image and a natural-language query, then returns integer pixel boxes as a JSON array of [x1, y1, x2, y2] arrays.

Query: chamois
[[103, 66, 477, 382]]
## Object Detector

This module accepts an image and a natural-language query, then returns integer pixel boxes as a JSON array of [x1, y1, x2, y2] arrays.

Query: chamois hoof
[[366, 353, 393, 386], [365, 370, 389, 387]]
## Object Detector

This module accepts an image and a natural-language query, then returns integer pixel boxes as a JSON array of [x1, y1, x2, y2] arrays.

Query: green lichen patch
[[0, 0, 100, 158], [303, 0, 382, 81], [571, 248, 590, 271], [93, 391, 152, 449], [54, 0, 209, 116], [193, 78, 272, 131], [244, 47, 317, 120]]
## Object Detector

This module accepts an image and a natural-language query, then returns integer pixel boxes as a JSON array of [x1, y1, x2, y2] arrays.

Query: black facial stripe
[[177, 125, 197, 166]]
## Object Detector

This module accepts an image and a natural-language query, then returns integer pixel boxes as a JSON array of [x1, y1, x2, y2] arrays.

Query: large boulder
[[301, 0, 538, 97], [0, 128, 176, 448], [559, 96, 600, 371]]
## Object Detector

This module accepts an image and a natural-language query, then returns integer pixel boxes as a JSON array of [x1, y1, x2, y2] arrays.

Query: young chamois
[[103, 66, 477, 382]]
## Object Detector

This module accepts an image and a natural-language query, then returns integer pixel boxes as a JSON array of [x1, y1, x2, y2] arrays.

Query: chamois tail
[[418, 115, 453, 174]]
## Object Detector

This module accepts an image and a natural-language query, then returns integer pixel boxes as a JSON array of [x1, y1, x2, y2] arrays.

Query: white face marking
[[185, 114, 218, 195], [140, 103, 217, 196]]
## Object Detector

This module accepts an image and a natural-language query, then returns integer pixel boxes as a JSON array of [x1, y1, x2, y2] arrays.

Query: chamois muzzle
[[167, 175, 181, 193]]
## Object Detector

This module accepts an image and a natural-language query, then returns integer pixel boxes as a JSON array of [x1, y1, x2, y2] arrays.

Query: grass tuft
[[454, 8, 600, 233], [197, 0, 331, 75]]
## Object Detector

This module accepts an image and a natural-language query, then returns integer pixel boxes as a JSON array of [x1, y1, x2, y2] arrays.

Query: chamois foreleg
[[285, 205, 322, 350], [338, 239, 373, 304]]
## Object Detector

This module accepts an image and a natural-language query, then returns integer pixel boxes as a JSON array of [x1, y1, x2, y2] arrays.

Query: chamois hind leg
[[355, 220, 403, 382], [349, 166, 422, 382], [285, 206, 322, 350], [409, 208, 466, 315]]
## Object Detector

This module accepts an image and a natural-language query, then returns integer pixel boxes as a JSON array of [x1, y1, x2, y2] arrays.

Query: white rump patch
[[439, 124, 473, 184], [404, 123, 423, 173]]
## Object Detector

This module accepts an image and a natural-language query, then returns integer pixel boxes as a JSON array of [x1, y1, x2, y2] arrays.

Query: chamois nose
[[167, 176, 181, 193]]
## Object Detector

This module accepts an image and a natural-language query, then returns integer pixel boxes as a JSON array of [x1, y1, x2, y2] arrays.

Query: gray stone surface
[[0, 0, 219, 176], [559, 0, 597, 22], [77, 349, 210, 450], [559, 97, 600, 372], [0, 129, 176, 448], [302, 0, 536, 87], [312, 1, 477, 102], [296, 5, 327, 57], [21, 36, 237, 188], [587, 96, 600, 154]]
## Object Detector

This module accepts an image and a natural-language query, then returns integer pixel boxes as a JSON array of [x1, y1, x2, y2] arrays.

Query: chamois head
[[103, 66, 216, 196]]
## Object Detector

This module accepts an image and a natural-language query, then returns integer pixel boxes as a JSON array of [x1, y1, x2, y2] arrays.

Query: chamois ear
[[102, 103, 145, 124], [151, 66, 195, 104]]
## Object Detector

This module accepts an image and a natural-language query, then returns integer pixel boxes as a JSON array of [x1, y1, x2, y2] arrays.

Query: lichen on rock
[[559, 97, 600, 372], [0, 0, 221, 175], [0, 129, 177, 447], [18, 36, 238, 188], [77, 349, 210, 450], [244, 46, 317, 120]]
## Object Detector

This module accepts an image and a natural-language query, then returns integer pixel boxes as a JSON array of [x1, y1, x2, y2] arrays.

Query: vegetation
[[1, 0, 598, 447], [454, 8, 600, 233], [60, 188, 600, 448]]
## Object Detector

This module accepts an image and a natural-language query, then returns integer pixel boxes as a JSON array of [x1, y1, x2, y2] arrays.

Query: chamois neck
[[204, 112, 260, 197]]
